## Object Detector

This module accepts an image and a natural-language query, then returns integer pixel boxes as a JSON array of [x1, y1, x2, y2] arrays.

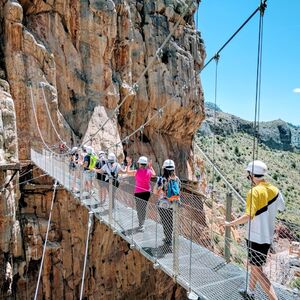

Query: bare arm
[[125, 157, 136, 176], [126, 168, 137, 176], [118, 163, 127, 174], [148, 160, 156, 177], [225, 214, 250, 227]]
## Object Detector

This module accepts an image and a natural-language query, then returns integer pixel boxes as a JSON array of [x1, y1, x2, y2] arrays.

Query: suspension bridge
[[18, 0, 300, 299], [29, 148, 299, 300]]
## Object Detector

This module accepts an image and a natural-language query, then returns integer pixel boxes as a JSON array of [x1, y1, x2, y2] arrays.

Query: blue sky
[[197, 0, 300, 125]]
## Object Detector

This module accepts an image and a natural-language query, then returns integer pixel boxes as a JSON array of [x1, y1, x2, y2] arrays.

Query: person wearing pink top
[[126, 156, 156, 232]]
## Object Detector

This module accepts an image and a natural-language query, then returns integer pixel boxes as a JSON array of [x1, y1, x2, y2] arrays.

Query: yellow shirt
[[245, 181, 285, 244], [246, 182, 279, 218]]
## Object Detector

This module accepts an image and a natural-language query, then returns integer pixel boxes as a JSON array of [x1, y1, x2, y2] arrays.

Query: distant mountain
[[196, 105, 300, 226], [204, 101, 222, 112], [199, 105, 300, 151]]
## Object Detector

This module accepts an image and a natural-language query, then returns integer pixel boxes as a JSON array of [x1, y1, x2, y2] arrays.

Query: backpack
[[88, 154, 98, 170], [107, 163, 118, 179], [166, 179, 180, 202]]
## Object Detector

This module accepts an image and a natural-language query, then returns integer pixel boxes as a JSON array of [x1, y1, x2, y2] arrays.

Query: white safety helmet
[[245, 160, 267, 176], [162, 159, 175, 170], [86, 146, 94, 155], [137, 156, 148, 165], [98, 150, 105, 157], [108, 153, 116, 163], [71, 147, 78, 154]]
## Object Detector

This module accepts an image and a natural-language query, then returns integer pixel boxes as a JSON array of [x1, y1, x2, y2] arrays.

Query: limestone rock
[[2, 0, 204, 178], [0, 0, 206, 298], [0, 81, 19, 297]]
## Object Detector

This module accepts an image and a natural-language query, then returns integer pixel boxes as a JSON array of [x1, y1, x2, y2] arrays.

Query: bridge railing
[[193, 143, 300, 289], [31, 149, 300, 299]]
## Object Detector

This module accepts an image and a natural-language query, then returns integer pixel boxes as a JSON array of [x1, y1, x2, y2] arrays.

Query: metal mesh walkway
[[30, 149, 299, 300]]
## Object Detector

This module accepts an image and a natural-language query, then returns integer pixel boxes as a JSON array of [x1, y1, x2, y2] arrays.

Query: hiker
[[97, 153, 126, 205], [95, 151, 107, 203], [69, 146, 80, 192], [126, 156, 156, 232], [59, 142, 67, 154], [154, 159, 181, 247], [225, 160, 285, 300], [82, 146, 97, 194]]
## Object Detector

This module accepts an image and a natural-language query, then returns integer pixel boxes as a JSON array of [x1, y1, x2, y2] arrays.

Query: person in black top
[[95, 151, 107, 203]]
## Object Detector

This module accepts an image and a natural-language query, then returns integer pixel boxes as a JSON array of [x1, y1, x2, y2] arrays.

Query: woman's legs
[[134, 192, 151, 227]]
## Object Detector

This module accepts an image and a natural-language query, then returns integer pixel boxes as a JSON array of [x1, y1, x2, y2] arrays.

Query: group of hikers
[[68, 145, 181, 246], [67, 144, 284, 300]]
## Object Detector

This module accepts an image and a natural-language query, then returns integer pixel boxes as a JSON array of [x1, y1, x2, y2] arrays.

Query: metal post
[[172, 201, 179, 278], [80, 168, 84, 200], [43, 149, 46, 171], [51, 154, 54, 177], [224, 192, 233, 263], [108, 177, 113, 226], [45, 150, 47, 173], [153, 206, 159, 268], [130, 195, 135, 249], [79, 211, 93, 300], [188, 218, 193, 292], [61, 156, 64, 185]]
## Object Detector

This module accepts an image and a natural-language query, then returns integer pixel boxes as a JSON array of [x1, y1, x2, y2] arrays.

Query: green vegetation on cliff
[[196, 108, 300, 226]]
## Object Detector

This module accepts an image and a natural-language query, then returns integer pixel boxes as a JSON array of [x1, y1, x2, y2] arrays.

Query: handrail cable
[[211, 55, 219, 190], [79, 211, 94, 300], [29, 83, 70, 157], [40, 83, 71, 150], [105, 2, 267, 155], [193, 143, 245, 204], [33, 180, 58, 300], [200, 1, 265, 72], [245, 0, 266, 293]]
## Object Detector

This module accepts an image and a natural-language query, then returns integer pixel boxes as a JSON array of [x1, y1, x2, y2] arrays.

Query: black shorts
[[246, 239, 270, 266], [96, 174, 105, 181]]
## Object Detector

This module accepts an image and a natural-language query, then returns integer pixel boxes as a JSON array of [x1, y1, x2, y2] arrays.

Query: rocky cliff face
[[0, 81, 21, 297], [0, 0, 205, 298], [2, 0, 205, 177]]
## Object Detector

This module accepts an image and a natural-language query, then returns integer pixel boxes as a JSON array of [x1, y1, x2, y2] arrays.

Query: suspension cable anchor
[[187, 291, 199, 300], [153, 262, 160, 269], [132, 83, 139, 92], [158, 108, 164, 118], [213, 53, 220, 61], [259, 0, 267, 16], [156, 48, 164, 58]]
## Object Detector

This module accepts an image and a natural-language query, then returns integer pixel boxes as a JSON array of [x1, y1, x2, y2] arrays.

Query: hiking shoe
[[163, 238, 172, 246], [238, 288, 255, 300]]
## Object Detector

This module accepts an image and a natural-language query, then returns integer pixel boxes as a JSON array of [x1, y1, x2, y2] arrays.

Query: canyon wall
[[0, 0, 205, 298], [2, 0, 205, 177]]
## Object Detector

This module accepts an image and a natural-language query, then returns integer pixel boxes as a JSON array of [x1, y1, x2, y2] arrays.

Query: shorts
[[96, 174, 105, 181], [84, 170, 94, 181], [246, 239, 270, 266]]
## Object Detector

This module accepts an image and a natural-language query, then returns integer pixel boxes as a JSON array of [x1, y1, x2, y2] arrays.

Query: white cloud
[[293, 88, 300, 93]]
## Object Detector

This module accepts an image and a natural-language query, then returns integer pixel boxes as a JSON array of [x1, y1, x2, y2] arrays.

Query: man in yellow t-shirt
[[225, 160, 285, 300]]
